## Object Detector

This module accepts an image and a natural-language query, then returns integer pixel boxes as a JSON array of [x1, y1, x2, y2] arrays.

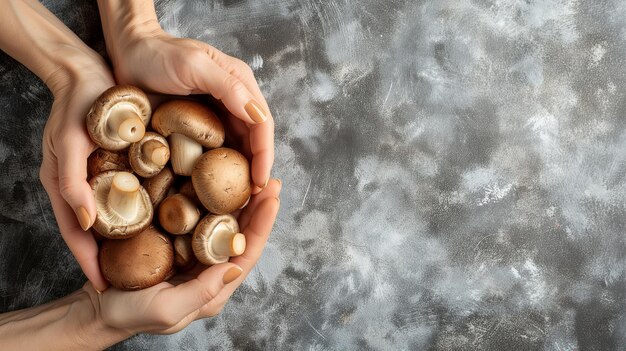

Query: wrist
[[74, 287, 133, 350], [97, 0, 164, 68], [45, 48, 114, 98]]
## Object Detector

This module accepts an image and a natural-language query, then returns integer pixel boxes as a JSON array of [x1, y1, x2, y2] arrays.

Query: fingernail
[[76, 206, 91, 231], [244, 100, 267, 124], [222, 266, 243, 284], [94, 287, 102, 295], [276, 179, 282, 187]]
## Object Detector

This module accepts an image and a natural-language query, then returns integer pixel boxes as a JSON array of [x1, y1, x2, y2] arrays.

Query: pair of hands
[[39, 28, 278, 334]]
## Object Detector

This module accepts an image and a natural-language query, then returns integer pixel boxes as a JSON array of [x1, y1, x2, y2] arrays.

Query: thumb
[[57, 141, 96, 231], [188, 55, 268, 125], [156, 263, 243, 320]]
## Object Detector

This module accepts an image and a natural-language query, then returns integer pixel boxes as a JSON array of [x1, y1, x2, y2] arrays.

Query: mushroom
[[99, 225, 174, 290], [151, 100, 224, 176], [87, 148, 130, 178], [158, 194, 201, 235], [87, 85, 151, 151], [191, 148, 251, 214], [142, 167, 175, 208], [129, 132, 170, 178], [90, 171, 153, 239], [192, 214, 246, 265], [178, 179, 203, 208], [174, 235, 197, 271]]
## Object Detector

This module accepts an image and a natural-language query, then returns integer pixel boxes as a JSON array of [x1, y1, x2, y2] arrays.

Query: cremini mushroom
[[191, 147, 251, 214], [142, 167, 174, 208], [99, 225, 174, 290], [158, 194, 201, 235], [151, 99, 224, 175], [87, 85, 151, 150], [192, 214, 246, 265], [129, 132, 170, 178], [178, 179, 203, 208], [174, 235, 197, 271], [90, 171, 153, 239], [87, 148, 130, 178]]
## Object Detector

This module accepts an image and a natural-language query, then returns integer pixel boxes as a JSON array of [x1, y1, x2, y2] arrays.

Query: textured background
[[1, 0, 626, 350]]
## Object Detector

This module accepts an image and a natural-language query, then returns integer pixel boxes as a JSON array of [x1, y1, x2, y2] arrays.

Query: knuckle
[[57, 176, 75, 199], [153, 309, 179, 328], [199, 287, 216, 304], [222, 75, 247, 99]]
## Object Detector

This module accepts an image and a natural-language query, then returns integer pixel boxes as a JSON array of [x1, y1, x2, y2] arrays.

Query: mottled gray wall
[[1, 0, 626, 350]]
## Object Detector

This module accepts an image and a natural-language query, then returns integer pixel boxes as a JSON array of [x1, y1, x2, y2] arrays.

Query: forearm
[[0, 0, 109, 94], [97, 0, 162, 67], [0, 289, 128, 351]]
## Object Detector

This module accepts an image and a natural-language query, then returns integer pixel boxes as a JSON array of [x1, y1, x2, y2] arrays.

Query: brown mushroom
[[178, 179, 203, 208], [151, 100, 224, 176], [99, 225, 174, 290], [90, 171, 153, 239], [87, 85, 151, 151], [174, 235, 197, 271], [192, 214, 246, 265], [191, 148, 251, 214], [142, 167, 175, 208], [158, 194, 201, 235], [87, 148, 130, 178], [129, 132, 170, 178]]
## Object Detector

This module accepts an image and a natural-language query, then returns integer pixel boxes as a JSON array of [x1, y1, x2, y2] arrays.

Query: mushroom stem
[[108, 172, 140, 221], [169, 133, 203, 176], [142, 140, 169, 166], [211, 223, 246, 257], [107, 103, 146, 143]]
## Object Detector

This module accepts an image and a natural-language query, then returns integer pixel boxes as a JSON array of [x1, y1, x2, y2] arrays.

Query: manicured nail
[[223, 266, 243, 284], [76, 206, 91, 231], [244, 100, 267, 124]]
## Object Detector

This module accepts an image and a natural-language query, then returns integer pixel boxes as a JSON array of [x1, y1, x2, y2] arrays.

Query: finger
[[238, 179, 282, 230], [42, 170, 108, 291], [188, 56, 268, 125], [230, 196, 280, 275], [56, 132, 96, 231], [154, 263, 242, 320], [250, 120, 275, 191]]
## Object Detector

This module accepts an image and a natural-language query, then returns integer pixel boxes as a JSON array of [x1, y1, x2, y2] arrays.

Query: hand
[[39, 62, 115, 291], [109, 27, 274, 193], [86, 180, 281, 335]]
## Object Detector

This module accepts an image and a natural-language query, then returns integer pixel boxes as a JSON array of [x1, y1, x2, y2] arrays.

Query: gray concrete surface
[[1, 0, 626, 349]]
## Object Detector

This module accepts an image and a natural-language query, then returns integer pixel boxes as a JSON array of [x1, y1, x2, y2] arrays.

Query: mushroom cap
[[99, 226, 174, 290], [158, 194, 201, 235], [90, 171, 153, 239], [151, 99, 225, 148], [87, 148, 130, 178], [129, 132, 170, 178], [191, 148, 251, 214], [192, 214, 242, 265], [178, 179, 204, 208], [142, 167, 175, 208], [174, 235, 197, 271], [87, 85, 151, 151]]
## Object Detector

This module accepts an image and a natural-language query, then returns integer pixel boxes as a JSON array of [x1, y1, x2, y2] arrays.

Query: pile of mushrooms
[[86, 86, 251, 290]]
